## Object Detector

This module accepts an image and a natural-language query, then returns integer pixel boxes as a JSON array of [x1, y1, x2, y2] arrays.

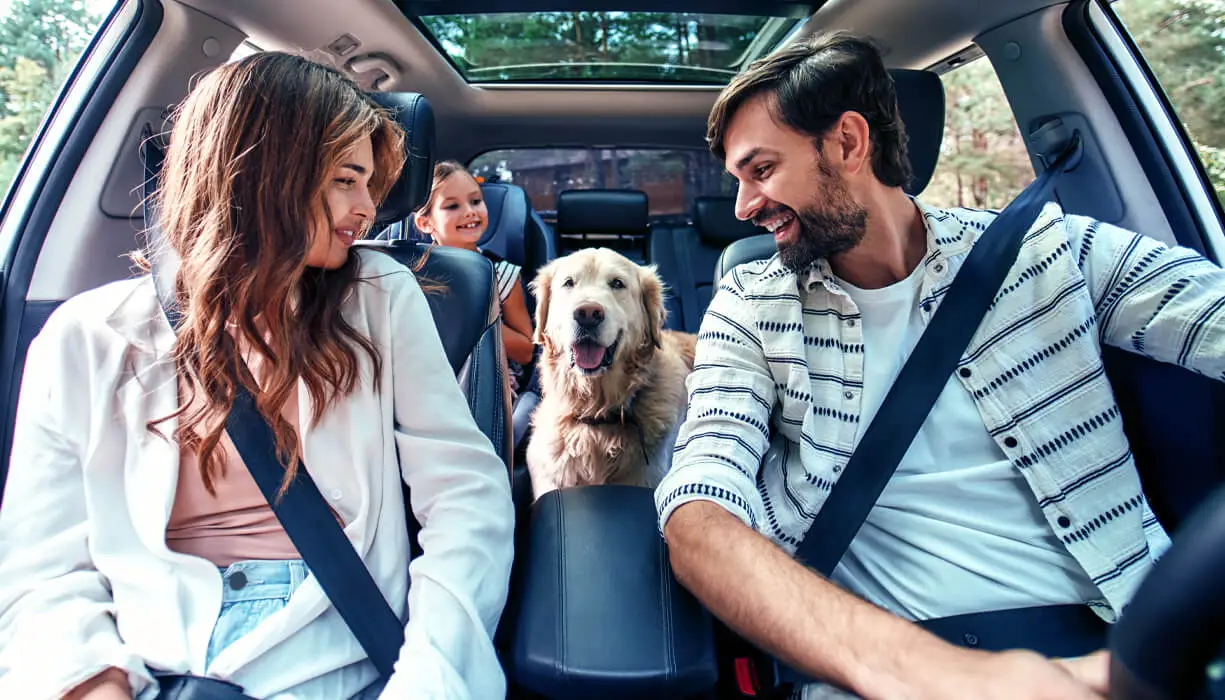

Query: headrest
[[889, 68, 945, 196], [368, 92, 435, 225], [477, 182, 530, 266], [713, 233, 775, 284], [556, 189, 648, 235], [693, 196, 764, 244]]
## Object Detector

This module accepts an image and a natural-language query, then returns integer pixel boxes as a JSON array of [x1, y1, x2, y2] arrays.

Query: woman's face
[[305, 136, 377, 270], [416, 172, 487, 249]]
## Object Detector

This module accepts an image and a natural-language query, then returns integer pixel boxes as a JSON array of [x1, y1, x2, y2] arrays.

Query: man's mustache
[[753, 204, 796, 228]]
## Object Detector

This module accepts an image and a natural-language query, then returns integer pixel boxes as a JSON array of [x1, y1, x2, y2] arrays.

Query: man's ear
[[529, 263, 554, 346], [831, 110, 872, 176], [639, 264, 664, 349]]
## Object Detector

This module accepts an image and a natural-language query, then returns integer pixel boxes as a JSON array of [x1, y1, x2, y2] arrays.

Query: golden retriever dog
[[527, 248, 696, 499]]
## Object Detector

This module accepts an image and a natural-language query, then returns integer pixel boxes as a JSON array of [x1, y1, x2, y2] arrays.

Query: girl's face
[[305, 136, 377, 270], [416, 172, 487, 249]]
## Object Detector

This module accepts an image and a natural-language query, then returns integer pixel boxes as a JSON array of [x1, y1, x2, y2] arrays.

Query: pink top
[[165, 349, 306, 567]]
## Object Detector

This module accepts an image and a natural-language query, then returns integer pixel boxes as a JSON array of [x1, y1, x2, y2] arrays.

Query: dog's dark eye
[[609, 278, 626, 290], [561, 277, 575, 288]]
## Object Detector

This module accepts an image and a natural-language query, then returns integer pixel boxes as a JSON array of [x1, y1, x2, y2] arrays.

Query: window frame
[[1068, 0, 1225, 258]]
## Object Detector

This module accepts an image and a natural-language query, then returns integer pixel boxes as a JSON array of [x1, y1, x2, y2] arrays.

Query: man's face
[[722, 94, 868, 271]]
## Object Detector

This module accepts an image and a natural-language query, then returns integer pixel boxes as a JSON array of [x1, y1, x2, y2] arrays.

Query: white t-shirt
[[828, 264, 1099, 621]]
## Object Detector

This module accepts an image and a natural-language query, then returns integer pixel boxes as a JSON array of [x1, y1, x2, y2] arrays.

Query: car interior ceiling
[[15, 0, 1166, 310]]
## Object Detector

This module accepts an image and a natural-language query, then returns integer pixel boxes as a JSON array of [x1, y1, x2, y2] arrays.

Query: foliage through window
[[469, 148, 736, 220], [925, 57, 1033, 210], [1112, 0, 1225, 208], [416, 12, 806, 84], [0, 0, 106, 194]]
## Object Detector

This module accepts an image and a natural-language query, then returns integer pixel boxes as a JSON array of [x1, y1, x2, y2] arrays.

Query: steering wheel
[[1109, 484, 1225, 699]]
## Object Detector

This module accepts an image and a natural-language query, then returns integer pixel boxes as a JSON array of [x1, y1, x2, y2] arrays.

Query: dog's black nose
[[573, 303, 605, 330]]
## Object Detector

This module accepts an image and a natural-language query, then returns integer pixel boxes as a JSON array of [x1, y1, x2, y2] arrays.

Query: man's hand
[[1055, 650, 1111, 695], [907, 648, 1110, 700], [62, 667, 131, 700], [665, 501, 1113, 700]]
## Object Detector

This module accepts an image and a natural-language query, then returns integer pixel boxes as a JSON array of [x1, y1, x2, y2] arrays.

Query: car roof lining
[[176, 0, 1068, 163]]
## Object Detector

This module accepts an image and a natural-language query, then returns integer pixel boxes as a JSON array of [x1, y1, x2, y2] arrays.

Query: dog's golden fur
[[526, 249, 696, 498]]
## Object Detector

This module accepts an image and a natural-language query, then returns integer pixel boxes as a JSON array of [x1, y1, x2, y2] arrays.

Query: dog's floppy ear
[[529, 261, 555, 346], [639, 264, 665, 349]]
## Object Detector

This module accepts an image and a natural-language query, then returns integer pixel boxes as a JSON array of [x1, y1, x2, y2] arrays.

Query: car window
[[0, 0, 108, 194], [925, 55, 1034, 210], [1112, 0, 1225, 208], [468, 147, 736, 221]]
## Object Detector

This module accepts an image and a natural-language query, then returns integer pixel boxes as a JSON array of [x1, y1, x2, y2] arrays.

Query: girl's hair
[[145, 51, 406, 494], [415, 159, 475, 218]]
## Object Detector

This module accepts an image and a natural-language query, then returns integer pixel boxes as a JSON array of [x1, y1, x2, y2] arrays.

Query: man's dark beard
[[756, 164, 868, 272]]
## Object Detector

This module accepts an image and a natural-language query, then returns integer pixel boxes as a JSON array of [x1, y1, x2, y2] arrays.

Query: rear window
[[468, 147, 736, 221]]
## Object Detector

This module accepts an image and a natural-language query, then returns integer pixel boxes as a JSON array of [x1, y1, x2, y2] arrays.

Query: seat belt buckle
[[733, 653, 788, 696], [734, 656, 762, 696]]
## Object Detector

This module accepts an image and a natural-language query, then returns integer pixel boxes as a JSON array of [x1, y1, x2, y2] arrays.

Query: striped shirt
[[655, 199, 1225, 621], [492, 258, 522, 305]]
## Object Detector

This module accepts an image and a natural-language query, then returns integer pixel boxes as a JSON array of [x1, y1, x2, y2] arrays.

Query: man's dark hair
[[707, 32, 912, 189]]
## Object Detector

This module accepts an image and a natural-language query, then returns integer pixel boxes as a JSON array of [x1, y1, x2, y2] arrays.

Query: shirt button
[[1057, 515, 1072, 528], [844, 390, 854, 400], [846, 319, 857, 328], [934, 263, 945, 274], [921, 302, 932, 313], [1003, 436, 1018, 448], [958, 367, 972, 378], [963, 633, 979, 647], [330, 489, 343, 500], [833, 466, 843, 474]]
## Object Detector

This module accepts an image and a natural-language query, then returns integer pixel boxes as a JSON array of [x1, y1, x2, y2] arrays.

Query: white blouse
[[0, 248, 515, 700]]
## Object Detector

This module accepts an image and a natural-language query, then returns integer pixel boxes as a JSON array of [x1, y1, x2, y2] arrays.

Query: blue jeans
[[208, 560, 385, 700], [208, 560, 310, 667]]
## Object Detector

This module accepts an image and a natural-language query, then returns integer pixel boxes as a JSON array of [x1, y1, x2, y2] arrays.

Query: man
[[656, 31, 1222, 699]]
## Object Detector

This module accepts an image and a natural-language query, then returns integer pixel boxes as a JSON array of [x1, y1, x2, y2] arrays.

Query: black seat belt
[[796, 131, 1082, 574], [759, 130, 1084, 691]]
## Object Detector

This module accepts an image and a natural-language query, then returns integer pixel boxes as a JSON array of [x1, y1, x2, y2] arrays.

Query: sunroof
[[416, 12, 808, 84]]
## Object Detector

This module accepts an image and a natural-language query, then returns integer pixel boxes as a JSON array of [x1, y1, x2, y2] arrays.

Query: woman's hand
[[62, 668, 131, 700]]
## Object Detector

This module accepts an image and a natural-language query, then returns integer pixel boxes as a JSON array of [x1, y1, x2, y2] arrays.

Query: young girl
[[413, 162, 535, 393], [0, 53, 513, 699]]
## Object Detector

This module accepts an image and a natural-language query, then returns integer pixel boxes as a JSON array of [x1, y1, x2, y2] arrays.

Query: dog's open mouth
[[569, 336, 619, 374]]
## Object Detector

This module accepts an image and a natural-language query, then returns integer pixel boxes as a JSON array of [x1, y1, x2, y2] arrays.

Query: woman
[[0, 53, 514, 699], [413, 162, 535, 394]]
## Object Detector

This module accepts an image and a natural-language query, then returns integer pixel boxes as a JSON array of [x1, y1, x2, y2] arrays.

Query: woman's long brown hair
[[144, 52, 406, 494]]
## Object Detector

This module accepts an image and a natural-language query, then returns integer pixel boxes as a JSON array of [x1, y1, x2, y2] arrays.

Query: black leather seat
[[711, 74, 1225, 533], [478, 182, 557, 313], [651, 196, 764, 332], [469, 182, 558, 456], [555, 188, 650, 262], [362, 92, 513, 468]]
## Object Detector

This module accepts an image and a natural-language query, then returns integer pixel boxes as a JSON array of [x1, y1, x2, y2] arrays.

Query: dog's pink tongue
[[573, 343, 606, 370]]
